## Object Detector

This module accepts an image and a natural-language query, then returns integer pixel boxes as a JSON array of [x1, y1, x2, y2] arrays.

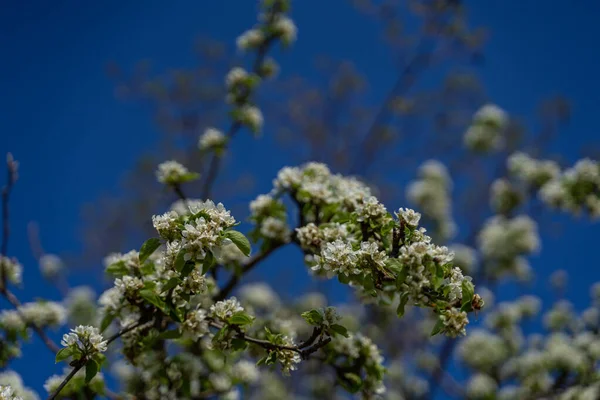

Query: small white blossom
[[61, 325, 108, 355], [210, 298, 244, 321], [198, 128, 226, 151], [156, 161, 191, 185], [236, 28, 264, 51]]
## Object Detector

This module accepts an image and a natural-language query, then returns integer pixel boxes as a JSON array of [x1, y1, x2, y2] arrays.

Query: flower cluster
[[407, 160, 456, 241], [464, 104, 509, 152], [538, 157, 600, 217], [477, 214, 539, 280], [155, 160, 199, 186], [455, 281, 600, 400], [0, 370, 37, 400], [268, 162, 481, 335], [330, 333, 386, 396], [490, 178, 523, 215], [60, 325, 108, 358], [198, 127, 226, 152], [0, 256, 22, 286]]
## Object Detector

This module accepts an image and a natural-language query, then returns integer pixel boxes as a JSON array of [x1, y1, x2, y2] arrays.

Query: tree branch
[[208, 321, 330, 358]]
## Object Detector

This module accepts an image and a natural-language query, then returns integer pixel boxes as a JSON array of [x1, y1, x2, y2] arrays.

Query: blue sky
[[1, 0, 600, 397]]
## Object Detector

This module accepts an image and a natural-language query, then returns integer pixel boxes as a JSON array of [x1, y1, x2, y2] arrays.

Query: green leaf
[[158, 329, 182, 340], [256, 355, 268, 366], [92, 353, 106, 367], [161, 277, 181, 293], [430, 318, 445, 337], [231, 338, 248, 351], [139, 238, 161, 264], [212, 327, 229, 346], [85, 359, 99, 383], [174, 249, 187, 272], [396, 292, 410, 318], [55, 347, 73, 363], [201, 251, 215, 276], [225, 230, 251, 257], [100, 313, 115, 333], [301, 309, 324, 326], [330, 324, 349, 338], [461, 280, 475, 309], [105, 261, 128, 277], [139, 289, 165, 310], [228, 311, 254, 326], [265, 351, 278, 365], [169, 308, 183, 323], [340, 372, 363, 394], [180, 261, 195, 279], [180, 172, 200, 183], [385, 258, 404, 275]]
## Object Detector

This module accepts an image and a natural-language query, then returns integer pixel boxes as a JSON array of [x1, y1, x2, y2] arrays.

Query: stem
[[209, 321, 330, 358], [173, 184, 187, 201], [48, 362, 83, 400], [1, 153, 17, 284]]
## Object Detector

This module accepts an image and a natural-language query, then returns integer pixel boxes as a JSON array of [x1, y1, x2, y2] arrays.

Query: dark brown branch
[[1, 153, 17, 282], [209, 321, 330, 359]]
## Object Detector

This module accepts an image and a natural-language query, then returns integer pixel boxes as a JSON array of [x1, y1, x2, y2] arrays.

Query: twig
[[1, 153, 18, 282], [208, 321, 330, 359]]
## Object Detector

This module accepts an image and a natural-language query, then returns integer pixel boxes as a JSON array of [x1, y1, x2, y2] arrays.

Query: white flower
[[61, 325, 107, 356], [466, 373, 498, 399], [210, 298, 244, 321], [440, 308, 469, 337], [358, 241, 388, 269], [183, 309, 209, 336], [239, 283, 280, 310], [315, 240, 360, 277], [39, 254, 64, 279], [236, 105, 263, 133], [0, 256, 22, 285], [395, 207, 421, 227], [356, 196, 387, 223], [0, 385, 22, 400], [152, 211, 179, 240], [295, 223, 321, 251], [273, 166, 302, 190], [0, 370, 37, 400], [232, 360, 259, 384], [259, 217, 290, 242], [225, 67, 249, 89], [249, 194, 274, 216], [236, 29, 264, 51], [156, 161, 191, 185], [272, 16, 297, 45], [198, 128, 226, 151]]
